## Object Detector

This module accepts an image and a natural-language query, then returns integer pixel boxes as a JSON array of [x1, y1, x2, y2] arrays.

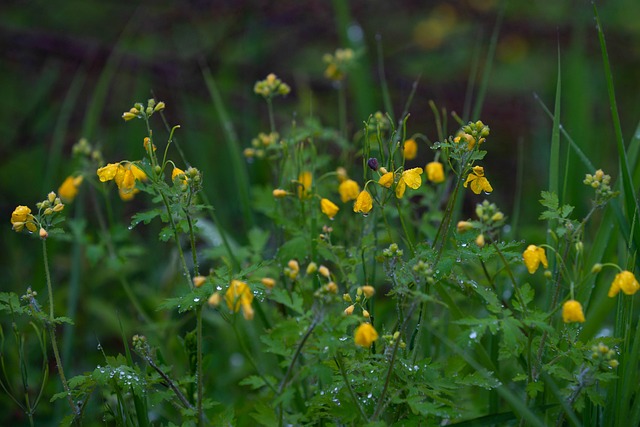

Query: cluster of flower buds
[[584, 169, 617, 206], [366, 111, 390, 132], [382, 242, 403, 258], [590, 342, 619, 370], [254, 73, 291, 98], [244, 132, 280, 160], [323, 48, 355, 81], [122, 99, 165, 121], [382, 330, 406, 349]]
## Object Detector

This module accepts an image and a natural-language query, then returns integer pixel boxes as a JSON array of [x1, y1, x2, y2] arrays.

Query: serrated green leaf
[[157, 286, 210, 313], [239, 375, 277, 391], [268, 288, 304, 314], [539, 191, 559, 210], [526, 381, 544, 399], [130, 208, 163, 228]]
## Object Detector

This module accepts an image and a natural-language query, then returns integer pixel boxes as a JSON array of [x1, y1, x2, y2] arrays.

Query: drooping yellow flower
[[608, 270, 640, 297], [11, 205, 37, 233], [425, 161, 445, 183], [354, 323, 379, 347], [225, 280, 254, 320], [298, 171, 312, 198], [378, 172, 394, 188], [360, 285, 375, 298], [97, 162, 147, 198], [58, 176, 84, 202], [562, 300, 585, 323], [353, 190, 373, 214], [523, 245, 548, 274], [395, 167, 423, 198], [338, 179, 360, 203], [464, 166, 493, 194], [320, 198, 339, 220], [273, 188, 288, 198], [172, 167, 185, 180], [403, 139, 418, 160]]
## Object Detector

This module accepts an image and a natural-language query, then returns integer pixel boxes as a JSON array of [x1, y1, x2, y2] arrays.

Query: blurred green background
[[2, 0, 640, 423]]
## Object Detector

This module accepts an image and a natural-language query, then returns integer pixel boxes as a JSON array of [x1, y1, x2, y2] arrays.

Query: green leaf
[[526, 381, 544, 399], [268, 288, 304, 314], [157, 286, 210, 313], [239, 375, 278, 391], [130, 208, 163, 228]]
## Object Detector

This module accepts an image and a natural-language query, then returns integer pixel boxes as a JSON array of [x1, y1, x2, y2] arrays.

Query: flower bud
[[360, 285, 375, 298], [318, 265, 331, 278], [362, 309, 370, 318], [476, 234, 485, 247], [306, 262, 318, 274], [261, 277, 276, 289], [193, 276, 206, 288], [457, 221, 473, 233], [39, 228, 48, 239], [591, 263, 603, 274], [344, 305, 355, 315], [208, 292, 221, 307], [367, 158, 379, 171]]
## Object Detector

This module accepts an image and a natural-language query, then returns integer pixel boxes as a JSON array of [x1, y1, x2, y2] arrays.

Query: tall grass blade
[[594, 4, 640, 258], [471, 1, 504, 120], [200, 62, 254, 229]]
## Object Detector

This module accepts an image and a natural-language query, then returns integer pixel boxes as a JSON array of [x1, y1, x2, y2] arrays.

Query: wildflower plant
[[4, 9, 640, 426]]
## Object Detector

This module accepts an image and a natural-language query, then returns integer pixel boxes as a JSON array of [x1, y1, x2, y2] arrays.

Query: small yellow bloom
[[476, 234, 485, 247], [326, 281, 338, 293], [396, 167, 423, 198], [320, 198, 340, 220], [354, 323, 379, 348], [172, 167, 185, 181], [457, 221, 474, 233], [318, 265, 331, 278], [362, 309, 370, 318], [208, 292, 221, 307], [523, 245, 548, 274], [344, 304, 355, 315], [353, 190, 373, 214], [464, 166, 493, 194], [378, 172, 394, 188], [297, 171, 312, 198], [288, 259, 300, 273], [97, 162, 147, 198], [425, 161, 445, 183], [273, 188, 288, 198], [609, 270, 640, 297], [11, 205, 31, 224], [225, 280, 254, 320], [193, 276, 206, 288], [338, 179, 360, 203], [143, 137, 156, 152], [11, 205, 37, 233], [58, 176, 84, 202], [403, 139, 418, 160], [562, 300, 585, 323], [360, 285, 375, 298], [261, 277, 276, 290], [306, 262, 318, 274]]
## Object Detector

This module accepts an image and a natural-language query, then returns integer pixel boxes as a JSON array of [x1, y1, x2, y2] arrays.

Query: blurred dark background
[[1, 0, 640, 423]]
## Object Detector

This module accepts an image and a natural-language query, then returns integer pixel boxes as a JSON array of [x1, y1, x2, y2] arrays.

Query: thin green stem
[[278, 319, 318, 394], [335, 353, 369, 422], [492, 242, 528, 317], [267, 98, 276, 134], [395, 198, 415, 256], [195, 305, 203, 426], [159, 191, 192, 285], [232, 323, 277, 394]]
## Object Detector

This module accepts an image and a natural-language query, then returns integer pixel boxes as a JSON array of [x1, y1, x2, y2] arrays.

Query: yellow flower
[[273, 188, 288, 198], [320, 198, 340, 220], [58, 176, 84, 202], [523, 245, 548, 274], [261, 277, 276, 290], [193, 276, 206, 288], [457, 221, 474, 232], [338, 179, 360, 203], [172, 166, 185, 180], [378, 172, 394, 188], [562, 300, 585, 323], [425, 161, 445, 183], [353, 190, 373, 214], [395, 167, 423, 198], [608, 270, 640, 297], [208, 292, 221, 307], [97, 162, 147, 197], [360, 285, 375, 298], [403, 139, 418, 160], [344, 304, 355, 315], [464, 166, 493, 194], [225, 280, 254, 320], [298, 171, 312, 198], [11, 205, 37, 232], [354, 323, 379, 347]]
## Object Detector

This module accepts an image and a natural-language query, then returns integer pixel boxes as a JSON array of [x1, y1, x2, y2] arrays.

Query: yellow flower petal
[[395, 178, 406, 198], [320, 198, 340, 219], [403, 139, 418, 160], [338, 179, 360, 203], [353, 190, 373, 214], [426, 161, 445, 183], [130, 164, 147, 181], [402, 167, 423, 189], [354, 323, 379, 347], [562, 300, 585, 323], [97, 163, 120, 182], [378, 172, 394, 188]]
